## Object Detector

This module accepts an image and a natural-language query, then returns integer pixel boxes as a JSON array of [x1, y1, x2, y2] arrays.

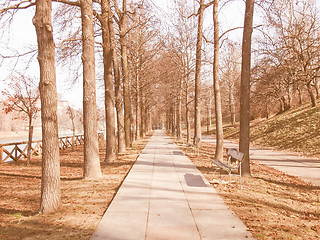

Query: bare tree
[[33, 0, 61, 213], [114, 0, 132, 147], [220, 41, 241, 125], [80, 0, 102, 179], [98, 0, 117, 162], [108, 7, 126, 153], [213, 0, 224, 161], [194, 0, 204, 144], [66, 106, 76, 151], [263, 0, 320, 107], [2, 74, 40, 164], [239, 0, 255, 177]]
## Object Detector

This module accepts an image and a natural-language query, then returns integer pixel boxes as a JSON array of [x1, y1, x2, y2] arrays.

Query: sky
[[0, 0, 245, 109]]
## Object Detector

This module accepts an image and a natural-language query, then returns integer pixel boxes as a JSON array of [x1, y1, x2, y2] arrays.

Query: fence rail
[[0, 134, 103, 163]]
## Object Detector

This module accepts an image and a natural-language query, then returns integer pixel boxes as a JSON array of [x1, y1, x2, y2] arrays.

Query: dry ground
[[1, 132, 319, 240], [175, 139, 320, 240], [0, 134, 151, 240]]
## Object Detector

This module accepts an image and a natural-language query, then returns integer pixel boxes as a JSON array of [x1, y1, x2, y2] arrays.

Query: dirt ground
[[175, 139, 320, 240], [0, 134, 151, 240]]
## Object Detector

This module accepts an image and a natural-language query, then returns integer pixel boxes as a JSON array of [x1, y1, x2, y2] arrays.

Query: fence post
[[14, 144, 18, 161], [0, 146, 3, 163]]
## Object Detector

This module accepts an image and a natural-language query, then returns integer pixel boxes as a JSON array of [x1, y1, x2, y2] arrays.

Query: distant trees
[[169, 0, 197, 143], [220, 41, 241, 124], [66, 106, 76, 150], [1, 74, 40, 164], [253, 0, 320, 116]]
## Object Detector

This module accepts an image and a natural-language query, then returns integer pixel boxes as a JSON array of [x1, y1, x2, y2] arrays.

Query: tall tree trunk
[[194, 0, 204, 144], [213, 0, 224, 161], [185, 74, 191, 143], [176, 77, 182, 138], [108, 8, 125, 154], [171, 106, 175, 135], [207, 88, 212, 132], [140, 90, 146, 137], [239, 0, 255, 177], [81, 0, 102, 179], [135, 65, 141, 140], [101, 0, 116, 162], [120, 0, 132, 147], [33, 0, 60, 213]]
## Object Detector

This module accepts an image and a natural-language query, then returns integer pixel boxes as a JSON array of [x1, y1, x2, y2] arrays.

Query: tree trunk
[[239, 0, 255, 177], [171, 106, 175, 135], [27, 117, 33, 165], [314, 80, 319, 99], [135, 66, 141, 140], [297, 87, 303, 105], [194, 0, 204, 144], [108, 8, 126, 154], [185, 74, 191, 143], [279, 98, 284, 113], [176, 77, 182, 138], [71, 117, 75, 151], [120, 0, 132, 147], [229, 88, 236, 125], [101, 0, 116, 162], [213, 0, 224, 162], [81, 0, 102, 179], [140, 90, 146, 137], [33, 0, 60, 213], [307, 82, 316, 107], [206, 104, 210, 133]]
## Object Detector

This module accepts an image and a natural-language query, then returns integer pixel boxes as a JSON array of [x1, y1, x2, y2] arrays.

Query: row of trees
[[1, 0, 318, 214], [157, 0, 254, 175], [160, 0, 319, 178], [1, 0, 159, 213]]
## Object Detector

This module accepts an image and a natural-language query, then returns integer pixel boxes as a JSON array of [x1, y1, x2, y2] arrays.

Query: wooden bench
[[211, 148, 245, 188], [186, 137, 201, 155]]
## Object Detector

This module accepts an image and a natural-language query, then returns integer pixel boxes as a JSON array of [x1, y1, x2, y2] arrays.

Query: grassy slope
[[208, 99, 320, 158]]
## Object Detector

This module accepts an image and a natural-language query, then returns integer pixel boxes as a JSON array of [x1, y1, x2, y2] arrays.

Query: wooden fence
[[0, 134, 103, 163]]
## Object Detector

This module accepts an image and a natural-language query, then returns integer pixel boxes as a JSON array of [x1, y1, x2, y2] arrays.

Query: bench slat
[[227, 148, 245, 161]]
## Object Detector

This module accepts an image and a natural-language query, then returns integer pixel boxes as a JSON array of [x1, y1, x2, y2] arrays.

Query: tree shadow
[[0, 207, 38, 217], [254, 176, 320, 191]]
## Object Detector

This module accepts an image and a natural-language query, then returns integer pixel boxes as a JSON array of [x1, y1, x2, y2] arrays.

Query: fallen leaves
[[176, 140, 320, 240], [0, 134, 151, 240]]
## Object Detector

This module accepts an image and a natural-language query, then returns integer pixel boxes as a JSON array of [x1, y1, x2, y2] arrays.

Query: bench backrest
[[194, 137, 200, 147], [227, 148, 245, 161]]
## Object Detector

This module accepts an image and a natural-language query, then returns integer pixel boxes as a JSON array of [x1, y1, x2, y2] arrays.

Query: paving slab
[[91, 130, 253, 240]]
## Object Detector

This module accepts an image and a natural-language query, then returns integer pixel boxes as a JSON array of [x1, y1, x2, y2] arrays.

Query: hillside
[[208, 99, 320, 158]]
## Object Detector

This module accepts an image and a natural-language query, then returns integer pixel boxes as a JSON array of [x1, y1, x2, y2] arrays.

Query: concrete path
[[91, 130, 253, 240], [202, 136, 320, 186]]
